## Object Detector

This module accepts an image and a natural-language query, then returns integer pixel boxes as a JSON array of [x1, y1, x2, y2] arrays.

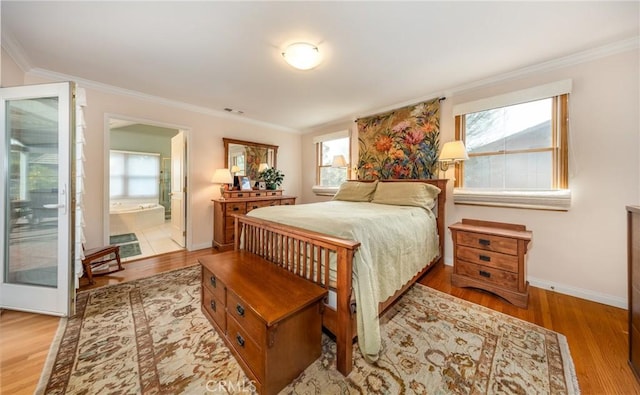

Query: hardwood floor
[[1, 250, 638, 394]]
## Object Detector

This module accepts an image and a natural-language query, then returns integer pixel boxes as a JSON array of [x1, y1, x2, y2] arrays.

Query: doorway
[[106, 117, 187, 261]]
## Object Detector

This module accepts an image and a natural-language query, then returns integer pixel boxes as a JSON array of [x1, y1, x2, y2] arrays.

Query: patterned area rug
[[37, 265, 580, 394]]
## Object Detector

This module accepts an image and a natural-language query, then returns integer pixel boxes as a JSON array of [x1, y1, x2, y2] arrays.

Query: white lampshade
[[211, 168, 233, 184], [258, 163, 270, 172], [331, 155, 348, 168], [282, 42, 322, 70], [438, 141, 469, 162]]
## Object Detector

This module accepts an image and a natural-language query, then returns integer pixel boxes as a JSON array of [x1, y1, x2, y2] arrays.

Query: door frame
[[102, 114, 191, 251]]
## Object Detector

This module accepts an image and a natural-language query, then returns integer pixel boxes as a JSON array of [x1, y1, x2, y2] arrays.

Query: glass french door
[[0, 82, 74, 316]]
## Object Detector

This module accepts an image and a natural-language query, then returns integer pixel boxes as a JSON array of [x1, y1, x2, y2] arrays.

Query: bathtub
[[109, 202, 165, 235]]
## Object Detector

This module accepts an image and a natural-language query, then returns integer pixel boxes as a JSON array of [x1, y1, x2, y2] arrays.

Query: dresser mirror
[[223, 138, 278, 183]]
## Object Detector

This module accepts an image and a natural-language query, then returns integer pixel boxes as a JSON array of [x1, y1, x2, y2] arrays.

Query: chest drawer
[[456, 260, 518, 290], [202, 286, 226, 331], [202, 267, 226, 302], [456, 245, 518, 273], [227, 289, 266, 346], [227, 313, 265, 378], [456, 231, 518, 255], [280, 198, 295, 206]]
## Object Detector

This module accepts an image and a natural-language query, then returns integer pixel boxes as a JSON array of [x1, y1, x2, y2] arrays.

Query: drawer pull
[[232, 207, 239, 211], [479, 239, 491, 246], [236, 333, 245, 348], [479, 270, 491, 278], [210, 300, 216, 312], [479, 254, 491, 262], [236, 303, 245, 317], [237, 193, 244, 197], [255, 193, 262, 197], [210, 276, 217, 288], [252, 205, 258, 209]]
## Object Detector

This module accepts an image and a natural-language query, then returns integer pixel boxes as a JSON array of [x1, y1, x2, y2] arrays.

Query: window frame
[[455, 94, 569, 190], [312, 131, 351, 196], [451, 80, 571, 210]]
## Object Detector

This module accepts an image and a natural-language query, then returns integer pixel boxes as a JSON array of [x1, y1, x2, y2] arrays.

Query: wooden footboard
[[233, 214, 360, 375], [232, 179, 447, 376]]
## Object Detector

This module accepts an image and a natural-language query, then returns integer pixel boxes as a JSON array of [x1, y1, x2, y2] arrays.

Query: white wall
[[3, 51, 302, 251], [302, 48, 639, 308]]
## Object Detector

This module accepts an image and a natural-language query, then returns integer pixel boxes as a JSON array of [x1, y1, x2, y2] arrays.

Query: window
[[453, 80, 571, 210], [110, 150, 160, 199], [312, 131, 350, 195]]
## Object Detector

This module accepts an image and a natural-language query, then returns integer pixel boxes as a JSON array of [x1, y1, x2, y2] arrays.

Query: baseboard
[[190, 242, 213, 251], [526, 276, 627, 309], [443, 260, 627, 310]]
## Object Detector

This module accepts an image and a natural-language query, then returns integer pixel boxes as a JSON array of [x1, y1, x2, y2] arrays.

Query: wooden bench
[[199, 251, 327, 395]]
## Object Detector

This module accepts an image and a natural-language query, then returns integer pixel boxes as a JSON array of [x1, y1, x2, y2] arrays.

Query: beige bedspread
[[246, 200, 439, 362]]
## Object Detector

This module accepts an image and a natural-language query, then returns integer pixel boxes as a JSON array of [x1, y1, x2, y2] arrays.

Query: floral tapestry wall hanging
[[356, 98, 441, 180]]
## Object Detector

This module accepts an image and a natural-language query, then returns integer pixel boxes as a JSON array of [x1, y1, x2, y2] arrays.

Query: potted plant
[[260, 168, 285, 190]]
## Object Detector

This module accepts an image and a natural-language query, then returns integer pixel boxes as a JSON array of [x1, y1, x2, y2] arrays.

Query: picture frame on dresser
[[240, 176, 252, 191]]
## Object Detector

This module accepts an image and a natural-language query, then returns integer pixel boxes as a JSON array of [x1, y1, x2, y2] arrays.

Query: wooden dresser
[[212, 190, 296, 251], [199, 251, 327, 395], [628, 206, 640, 381], [449, 219, 532, 308]]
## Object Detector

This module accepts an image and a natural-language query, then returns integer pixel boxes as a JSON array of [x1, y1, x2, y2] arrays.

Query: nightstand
[[449, 219, 532, 308]]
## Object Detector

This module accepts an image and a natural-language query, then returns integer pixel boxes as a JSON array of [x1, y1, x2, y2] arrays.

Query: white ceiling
[[2, 1, 638, 132]]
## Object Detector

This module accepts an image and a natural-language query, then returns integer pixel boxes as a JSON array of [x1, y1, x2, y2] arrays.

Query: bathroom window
[[110, 150, 160, 199]]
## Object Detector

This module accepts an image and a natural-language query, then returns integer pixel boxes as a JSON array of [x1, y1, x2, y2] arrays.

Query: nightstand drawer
[[456, 245, 518, 273], [202, 286, 226, 331], [202, 267, 226, 303], [456, 260, 518, 290], [227, 315, 264, 379], [456, 231, 518, 255], [280, 198, 295, 206], [227, 290, 266, 346]]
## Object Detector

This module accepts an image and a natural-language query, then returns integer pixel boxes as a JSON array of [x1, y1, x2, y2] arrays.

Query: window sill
[[453, 188, 571, 211], [312, 185, 339, 197]]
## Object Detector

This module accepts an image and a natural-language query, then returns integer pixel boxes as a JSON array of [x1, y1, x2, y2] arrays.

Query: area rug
[[109, 233, 137, 244], [37, 265, 580, 394]]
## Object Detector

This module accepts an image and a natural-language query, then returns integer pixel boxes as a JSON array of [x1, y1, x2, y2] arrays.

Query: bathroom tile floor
[[115, 221, 183, 262]]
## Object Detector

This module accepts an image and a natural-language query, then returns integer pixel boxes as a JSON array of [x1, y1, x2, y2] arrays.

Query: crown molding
[[444, 36, 639, 97], [311, 36, 640, 133], [1, 29, 33, 72], [25, 68, 300, 134]]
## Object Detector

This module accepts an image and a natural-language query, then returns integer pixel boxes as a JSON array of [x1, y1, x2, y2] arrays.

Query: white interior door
[[170, 131, 185, 247], [0, 82, 74, 316]]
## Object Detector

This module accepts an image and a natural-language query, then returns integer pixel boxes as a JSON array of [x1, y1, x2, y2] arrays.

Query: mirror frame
[[223, 137, 278, 175]]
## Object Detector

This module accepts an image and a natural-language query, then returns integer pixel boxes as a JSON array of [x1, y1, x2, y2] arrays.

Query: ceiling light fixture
[[282, 42, 322, 70]]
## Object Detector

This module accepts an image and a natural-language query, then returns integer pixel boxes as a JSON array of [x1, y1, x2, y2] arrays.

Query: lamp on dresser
[[211, 168, 233, 199]]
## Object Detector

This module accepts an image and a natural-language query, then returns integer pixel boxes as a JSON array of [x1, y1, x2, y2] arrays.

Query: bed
[[231, 179, 447, 376]]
